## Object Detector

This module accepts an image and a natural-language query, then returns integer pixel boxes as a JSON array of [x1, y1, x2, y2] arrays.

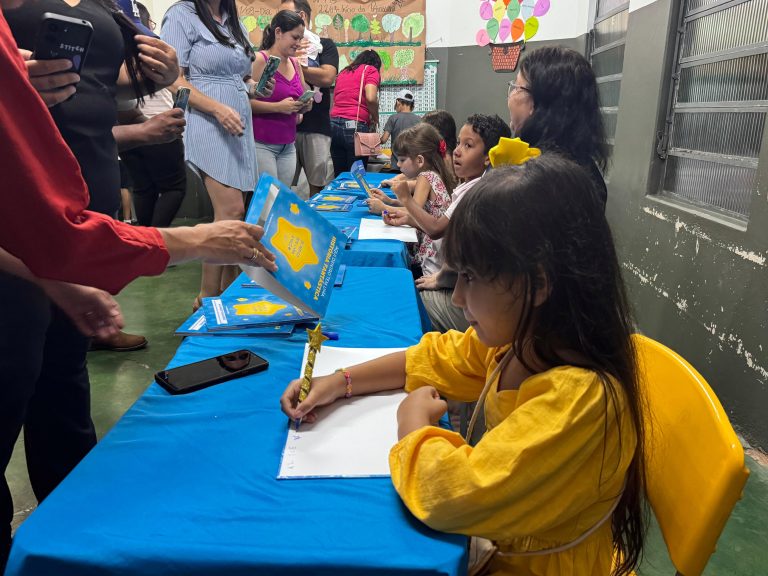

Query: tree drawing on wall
[[393, 49, 415, 81], [240, 15, 258, 32], [381, 14, 402, 44], [350, 14, 370, 41], [333, 14, 344, 41], [257, 15, 271, 32], [370, 15, 382, 41], [376, 49, 392, 72], [315, 13, 332, 36], [343, 18, 350, 43], [401, 12, 424, 43]]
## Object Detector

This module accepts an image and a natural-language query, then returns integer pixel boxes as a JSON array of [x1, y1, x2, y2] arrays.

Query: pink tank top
[[253, 52, 303, 145]]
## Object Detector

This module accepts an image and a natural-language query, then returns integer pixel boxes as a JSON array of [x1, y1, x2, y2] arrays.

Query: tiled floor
[[8, 262, 767, 574]]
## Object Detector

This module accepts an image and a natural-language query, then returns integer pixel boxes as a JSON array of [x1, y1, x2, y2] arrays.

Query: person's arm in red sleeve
[[0, 11, 169, 294]]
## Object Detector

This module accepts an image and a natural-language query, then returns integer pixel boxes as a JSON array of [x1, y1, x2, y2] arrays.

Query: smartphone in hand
[[298, 89, 315, 103], [33, 13, 93, 75], [173, 87, 191, 111], [155, 349, 269, 395], [255, 55, 281, 95]]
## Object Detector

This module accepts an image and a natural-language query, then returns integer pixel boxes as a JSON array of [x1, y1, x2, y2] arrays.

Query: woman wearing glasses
[[507, 47, 608, 208]]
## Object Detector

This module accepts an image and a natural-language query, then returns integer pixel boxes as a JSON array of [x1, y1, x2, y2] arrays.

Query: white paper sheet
[[278, 346, 407, 479], [357, 218, 418, 243]]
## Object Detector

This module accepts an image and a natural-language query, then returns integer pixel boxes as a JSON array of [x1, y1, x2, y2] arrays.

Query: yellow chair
[[634, 334, 750, 576]]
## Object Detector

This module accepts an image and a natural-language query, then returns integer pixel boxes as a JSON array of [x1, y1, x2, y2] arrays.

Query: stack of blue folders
[[308, 192, 357, 213], [175, 290, 318, 337]]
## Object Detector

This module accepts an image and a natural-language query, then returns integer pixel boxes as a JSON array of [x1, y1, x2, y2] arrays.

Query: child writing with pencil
[[367, 123, 455, 278], [281, 154, 647, 576]]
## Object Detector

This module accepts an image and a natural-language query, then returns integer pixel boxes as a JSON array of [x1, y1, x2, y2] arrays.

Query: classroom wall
[[608, 0, 768, 450]]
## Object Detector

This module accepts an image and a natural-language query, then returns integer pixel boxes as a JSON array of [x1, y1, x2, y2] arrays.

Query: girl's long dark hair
[[260, 10, 304, 51], [93, 0, 154, 102], [422, 110, 457, 155], [518, 47, 608, 172], [341, 49, 382, 75], [393, 123, 456, 193], [184, 0, 254, 58], [443, 154, 646, 576]]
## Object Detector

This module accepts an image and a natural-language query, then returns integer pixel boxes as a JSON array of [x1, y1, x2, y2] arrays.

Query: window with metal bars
[[589, 0, 630, 165], [656, 0, 767, 222]]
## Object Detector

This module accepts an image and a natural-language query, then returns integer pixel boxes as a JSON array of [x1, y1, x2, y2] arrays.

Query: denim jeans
[[330, 117, 370, 177], [254, 141, 297, 192]]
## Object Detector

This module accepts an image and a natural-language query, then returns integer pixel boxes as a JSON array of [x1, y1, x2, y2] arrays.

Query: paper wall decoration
[[237, 0, 426, 85], [476, 0, 551, 46]]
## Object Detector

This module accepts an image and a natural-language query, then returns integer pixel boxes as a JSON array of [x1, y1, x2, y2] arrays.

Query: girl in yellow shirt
[[280, 153, 647, 576]]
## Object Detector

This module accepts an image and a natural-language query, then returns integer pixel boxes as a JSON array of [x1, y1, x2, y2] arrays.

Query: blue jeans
[[330, 117, 370, 177], [254, 141, 297, 193]]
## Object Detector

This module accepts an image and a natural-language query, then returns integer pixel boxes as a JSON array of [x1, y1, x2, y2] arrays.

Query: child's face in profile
[[453, 124, 488, 180], [397, 155, 422, 179], [451, 272, 524, 347]]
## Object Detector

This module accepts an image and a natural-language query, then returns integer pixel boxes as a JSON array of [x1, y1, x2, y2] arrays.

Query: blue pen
[[321, 331, 339, 341]]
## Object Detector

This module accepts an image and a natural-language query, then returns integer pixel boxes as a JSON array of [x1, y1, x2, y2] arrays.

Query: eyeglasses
[[507, 80, 530, 97]]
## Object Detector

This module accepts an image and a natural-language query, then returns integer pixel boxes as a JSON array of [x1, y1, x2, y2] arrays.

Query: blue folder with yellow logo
[[244, 174, 346, 317]]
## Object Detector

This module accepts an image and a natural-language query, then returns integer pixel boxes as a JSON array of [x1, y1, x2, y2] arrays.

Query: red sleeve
[[0, 10, 169, 294]]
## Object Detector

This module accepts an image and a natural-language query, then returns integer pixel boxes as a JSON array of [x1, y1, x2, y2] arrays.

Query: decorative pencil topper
[[295, 324, 329, 429], [488, 137, 541, 168]]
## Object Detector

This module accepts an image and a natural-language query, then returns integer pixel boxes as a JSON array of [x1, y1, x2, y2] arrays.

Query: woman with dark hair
[[329, 49, 382, 175], [162, 0, 267, 308], [281, 154, 647, 576], [508, 46, 609, 206], [250, 10, 312, 190]]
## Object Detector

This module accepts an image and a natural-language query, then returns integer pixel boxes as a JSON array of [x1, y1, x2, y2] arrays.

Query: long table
[[6, 267, 467, 576]]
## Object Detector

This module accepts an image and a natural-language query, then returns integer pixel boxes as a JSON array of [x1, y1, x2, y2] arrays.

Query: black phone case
[[155, 356, 268, 395], [33, 13, 93, 74]]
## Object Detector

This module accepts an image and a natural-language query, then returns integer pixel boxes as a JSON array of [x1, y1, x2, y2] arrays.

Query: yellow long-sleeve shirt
[[389, 328, 636, 576]]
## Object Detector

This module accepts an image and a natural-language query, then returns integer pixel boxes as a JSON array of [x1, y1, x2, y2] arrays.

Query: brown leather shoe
[[90, 331, 148, 352]]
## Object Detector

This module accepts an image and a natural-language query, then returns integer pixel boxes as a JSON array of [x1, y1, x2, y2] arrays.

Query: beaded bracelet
[[336, 368, 352, 398]]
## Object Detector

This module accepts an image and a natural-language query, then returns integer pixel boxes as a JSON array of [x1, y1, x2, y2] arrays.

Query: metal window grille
[[656, 0, 768, 221], [590, 1, 630, 164]]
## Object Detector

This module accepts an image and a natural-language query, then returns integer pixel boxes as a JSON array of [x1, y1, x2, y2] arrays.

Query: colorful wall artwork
[[237, 0, 427, 85], [475, 0, 551, 46]]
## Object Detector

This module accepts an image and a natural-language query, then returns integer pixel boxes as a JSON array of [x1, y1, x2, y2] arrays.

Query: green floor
[[8, 262, 768, 574]]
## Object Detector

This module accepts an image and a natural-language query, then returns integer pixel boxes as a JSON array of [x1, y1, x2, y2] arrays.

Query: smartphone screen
[[155, 350, 268, 394], [33, 13, 93, 74], [173, 87, 190, 111], [298, 90, 315, 103]]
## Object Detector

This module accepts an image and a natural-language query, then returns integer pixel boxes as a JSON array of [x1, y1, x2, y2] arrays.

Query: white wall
[[427, 0, 593, 48], [148, 0, 595, 45]]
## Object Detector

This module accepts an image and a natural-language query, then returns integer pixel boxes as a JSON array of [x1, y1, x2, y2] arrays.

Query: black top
[[297, 37, 338, 138], [587, 161, 608, 209], [7, 0, 125, 216]]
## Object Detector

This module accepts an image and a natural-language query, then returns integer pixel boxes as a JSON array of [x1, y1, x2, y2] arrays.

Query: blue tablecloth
[[6, 268, 466, 576], [320, 173, 410, 269]]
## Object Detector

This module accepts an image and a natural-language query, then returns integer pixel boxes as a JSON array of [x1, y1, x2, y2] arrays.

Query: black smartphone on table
[[173, 87, 191, 111], [155, 350, 269, 395], [33, 13, 93, 75]]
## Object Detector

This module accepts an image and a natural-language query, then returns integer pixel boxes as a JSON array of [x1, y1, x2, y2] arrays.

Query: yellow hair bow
[[488, 137, 541, 168]]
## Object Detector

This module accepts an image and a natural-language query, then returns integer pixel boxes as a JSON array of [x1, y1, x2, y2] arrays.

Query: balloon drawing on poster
[[476, 0, 551, 47]]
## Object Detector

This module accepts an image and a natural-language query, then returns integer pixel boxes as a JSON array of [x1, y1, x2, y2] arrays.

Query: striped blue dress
[[161, 1, 256, 191]]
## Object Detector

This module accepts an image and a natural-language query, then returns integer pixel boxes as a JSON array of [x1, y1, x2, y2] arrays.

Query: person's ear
[[532, 265, 551, 308], [416, 154, 425, 168], [483, 153, 490, 168]]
